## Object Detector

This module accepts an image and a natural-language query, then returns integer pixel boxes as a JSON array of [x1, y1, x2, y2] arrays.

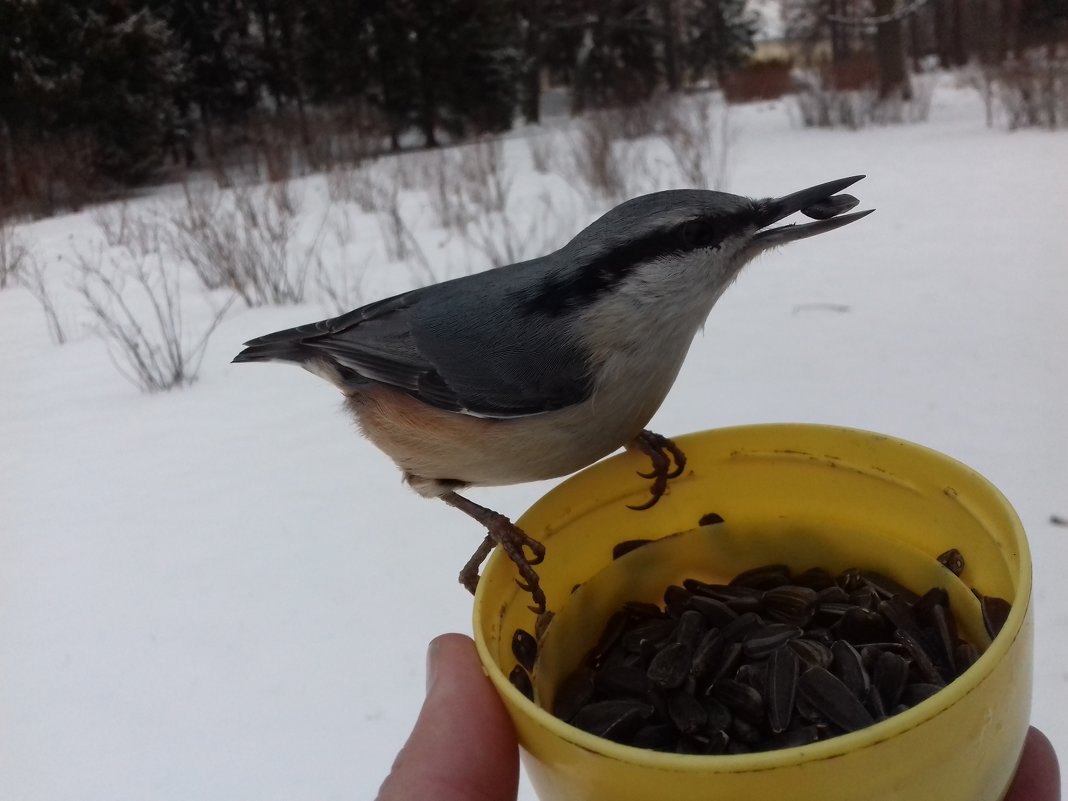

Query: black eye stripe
[[518, 214, 741, 317]]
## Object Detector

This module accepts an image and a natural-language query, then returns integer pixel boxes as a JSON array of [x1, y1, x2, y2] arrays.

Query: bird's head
[[530, 176, 872, 319]]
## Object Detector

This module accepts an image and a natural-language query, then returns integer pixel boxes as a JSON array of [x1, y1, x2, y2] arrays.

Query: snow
[[2, 84, 1067, 800]]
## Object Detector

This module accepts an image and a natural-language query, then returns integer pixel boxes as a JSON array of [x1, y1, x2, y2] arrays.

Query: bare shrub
[[794, 72, 879, 129], [326, 161, 390, 212], [371, 178, 436, 284], [460, 139, 513, 215], [567, 111, 651, 203], [1, 218, 32, 289], [312, 236, 370, 316], [426, 149, 473, 230], [168, 181, 325, 306], [461, 190, 570, 269], [72, 242, 233, 392], [91, 202, 130, 248], [527, 131, 560, 174], [661, 93, 733, 190], [793, 69, 934, 128], [988, 47, 1068, 130], [18, 256, 69, 344]]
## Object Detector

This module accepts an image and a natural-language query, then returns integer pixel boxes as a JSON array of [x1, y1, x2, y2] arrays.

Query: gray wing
[[235, 270, 593, 418]]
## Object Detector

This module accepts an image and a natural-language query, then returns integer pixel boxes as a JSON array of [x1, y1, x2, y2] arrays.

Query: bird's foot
[[444, 492, 548, 614], [627, 429, 687, 511]]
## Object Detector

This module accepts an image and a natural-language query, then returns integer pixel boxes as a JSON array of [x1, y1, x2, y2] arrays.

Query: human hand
[[377, 634, 1060, 801], [376, 633, 519, 801]]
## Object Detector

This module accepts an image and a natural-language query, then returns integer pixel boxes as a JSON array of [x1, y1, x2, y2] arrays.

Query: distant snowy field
[[2, 83, 1066, 800]]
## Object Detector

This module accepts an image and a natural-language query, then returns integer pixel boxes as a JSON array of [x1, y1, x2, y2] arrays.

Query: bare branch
[[826, 0, 933, 26]]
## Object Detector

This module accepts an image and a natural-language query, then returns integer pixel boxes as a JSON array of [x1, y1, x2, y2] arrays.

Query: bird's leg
[[441, 492, 547, 613], [626, 429, 687, 511]]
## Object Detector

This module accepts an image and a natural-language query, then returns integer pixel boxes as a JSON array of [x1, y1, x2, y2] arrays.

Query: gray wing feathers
[[237, 271, 593, 418]]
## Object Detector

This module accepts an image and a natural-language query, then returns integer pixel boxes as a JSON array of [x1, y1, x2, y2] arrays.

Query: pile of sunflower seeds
[[509, 553, 1011, 755]]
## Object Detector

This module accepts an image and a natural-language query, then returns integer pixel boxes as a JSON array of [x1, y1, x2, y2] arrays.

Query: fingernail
[[426, 638, 442, 695]]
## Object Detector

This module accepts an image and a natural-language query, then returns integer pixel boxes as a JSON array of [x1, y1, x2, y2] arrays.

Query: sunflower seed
[[511, 628, 538, 672], [872, 650, 909, 709], [798, 667, 874, 733], [794, 567, 837, 591], [553, 665, 595, 722], [708, 641, 744, 685], [698, 512, 725, 526], [980, 594, 1012, 639], [802, 193, 859, 220], [877, 596, 923, 641], [730, 715, 763, 744], [623, 600, 664, 619], [735, 661, 768, 692], [764, 585, 818, 626], [713, 678, 764, 723], [937, 548, 966, 576], [837, 607, 889, 644], [766, 645, 799, 733], [629, 723, 676, 751], [668, 690, 709, 734], [572, 699, 654, 741], [595, 663, 648, 697], [838, 567, 864, 592], [767, 724, 823, 749], [929, 603, 959, 674], [664, 585, 692, 618], [831, 640, 870, 699], [702, 695, 733, 731], [790, 638, 834, 669], [730, 564, 792, 590], [743, 623, 804, 659], [509, 664, 533, 700], [691, 628, 725, 680], [861, 570, 920, 603], [703, 729, 731, 754], [720, 611, 764, 642], [675, 609, 709, 650], [688, 595, 739, 627], [622, 618, 676, 652], [895, 629, 945, 685], [865, 685, 887, 721], [955, 642, 980, 673], [647, 642, 692, 688], [849, 586, 881, 611], [817, 585, 850, 604], [613, 539, 654, 560], [902, 682, 943, 706]]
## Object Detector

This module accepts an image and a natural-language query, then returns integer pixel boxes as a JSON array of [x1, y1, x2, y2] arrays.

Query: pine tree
[[79, 5, 185, 183], [684, 0, 760, 85]]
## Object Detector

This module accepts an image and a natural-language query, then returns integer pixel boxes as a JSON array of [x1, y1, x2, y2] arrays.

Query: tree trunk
[[660, 0, 681, 91], [951, 0, 968, 65], [519, 3, 543, 124], [874, 0, 913, 99]]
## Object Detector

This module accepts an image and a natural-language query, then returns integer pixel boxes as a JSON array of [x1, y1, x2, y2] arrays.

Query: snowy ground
[[2, 83, 1067, 800]]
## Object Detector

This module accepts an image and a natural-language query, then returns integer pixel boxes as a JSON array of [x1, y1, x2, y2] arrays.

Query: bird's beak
[[751, 175, 874, 251]]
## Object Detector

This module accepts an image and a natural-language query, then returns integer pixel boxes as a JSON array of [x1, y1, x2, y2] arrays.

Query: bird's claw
[[628, 429, 687, 511], [449, 497, 548, 614]]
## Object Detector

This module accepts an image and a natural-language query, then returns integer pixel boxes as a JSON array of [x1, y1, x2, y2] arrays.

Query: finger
[[1005, 727, 1061, 801], [377, 633, 520, 801]]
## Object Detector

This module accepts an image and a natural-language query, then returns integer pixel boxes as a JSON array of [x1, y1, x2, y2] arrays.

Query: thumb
[[377, 633, 520, 801]]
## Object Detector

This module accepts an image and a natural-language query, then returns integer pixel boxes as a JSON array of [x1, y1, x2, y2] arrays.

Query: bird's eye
[[679, 220, 711, 249]]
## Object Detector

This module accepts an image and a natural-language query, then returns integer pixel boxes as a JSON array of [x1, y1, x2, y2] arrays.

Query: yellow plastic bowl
[[472, 424, 1032, 801]]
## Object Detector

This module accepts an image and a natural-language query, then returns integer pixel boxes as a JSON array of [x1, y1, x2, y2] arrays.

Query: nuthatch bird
[[234, 176, 872, 612]]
